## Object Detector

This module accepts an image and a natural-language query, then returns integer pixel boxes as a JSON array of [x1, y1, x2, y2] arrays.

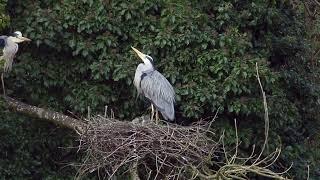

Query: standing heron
[[131, 47, 175, 122], [0, 31, 31, 95]]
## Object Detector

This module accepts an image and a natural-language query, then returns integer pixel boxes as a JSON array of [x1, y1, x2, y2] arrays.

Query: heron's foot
[[149, 105, 161, 124]]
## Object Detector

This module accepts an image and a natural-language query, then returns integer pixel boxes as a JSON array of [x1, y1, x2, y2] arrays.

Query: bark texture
[[3, 96, 86, 132]]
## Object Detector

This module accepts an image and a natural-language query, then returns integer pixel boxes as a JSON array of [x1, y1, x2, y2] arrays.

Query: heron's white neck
[[7, 36, 15, 43], [8, 36, 23, 43]]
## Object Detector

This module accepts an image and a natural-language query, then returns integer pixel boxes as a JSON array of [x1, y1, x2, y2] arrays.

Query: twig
[[230, 119, 239, 164], [313, 0, 320, 6], [253, 62, 269, 164]]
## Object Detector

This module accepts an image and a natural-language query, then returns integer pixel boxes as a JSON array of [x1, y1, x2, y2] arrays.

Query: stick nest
[[76, 116, 218, 179]]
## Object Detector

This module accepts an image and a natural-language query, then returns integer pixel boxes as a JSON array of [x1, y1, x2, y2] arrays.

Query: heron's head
[[10, 31, 31, 43], [131, 47, 154, 65]]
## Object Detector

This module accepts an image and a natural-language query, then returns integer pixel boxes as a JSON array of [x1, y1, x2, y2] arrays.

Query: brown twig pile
[[76, 116, 218, 179]]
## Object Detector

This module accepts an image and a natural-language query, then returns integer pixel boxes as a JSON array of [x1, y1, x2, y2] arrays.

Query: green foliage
[[0, 0, 318, 179], [0, 0, 9, 29], [9, 0, 279, 119], [0, 103, 81, 179]]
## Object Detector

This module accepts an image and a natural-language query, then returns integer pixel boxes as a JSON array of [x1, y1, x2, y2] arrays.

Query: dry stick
[[75, 152, 94, 180], [260, 149, 282, 168], [230, 119, 239, 164], [109, 155, 137, 180], [239, 145, 256, 163], [253, 62, 269, 165], [154, 154, 160, 179], [304, 1, 313, 17], [131, 122, 140, 180], [314, 0, 320, 6], [221, 131, 230, 164], [272, 163, 293, 175], [207, 107, 220, 130], [221, 165, 286, 179]]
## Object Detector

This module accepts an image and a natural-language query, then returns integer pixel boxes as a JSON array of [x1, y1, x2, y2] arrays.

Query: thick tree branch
[[3, 96, 86, 133]]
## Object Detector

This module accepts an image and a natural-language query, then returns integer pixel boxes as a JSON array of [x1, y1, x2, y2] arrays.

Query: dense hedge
[[0, 0, 319, 179], [0, 0, 9, 29]]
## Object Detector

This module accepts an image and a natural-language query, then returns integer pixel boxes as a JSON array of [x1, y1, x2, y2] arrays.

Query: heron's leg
[[155, 110, 159, 124], [1, 73, 5, 96], [150, 104, 155, 122]]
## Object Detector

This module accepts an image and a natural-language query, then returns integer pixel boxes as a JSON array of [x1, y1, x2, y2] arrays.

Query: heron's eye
[[146, 55, 153, 62], [13, 31, 22, 38]]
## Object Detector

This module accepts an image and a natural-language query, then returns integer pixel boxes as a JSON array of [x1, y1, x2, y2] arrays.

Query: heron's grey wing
[[2, 40, 18, 73], [140, 70, 175, 121]]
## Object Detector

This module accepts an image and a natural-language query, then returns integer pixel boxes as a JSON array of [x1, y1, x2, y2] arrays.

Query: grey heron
[[131, 47, 175, 122], [0, 31, 31, 95]]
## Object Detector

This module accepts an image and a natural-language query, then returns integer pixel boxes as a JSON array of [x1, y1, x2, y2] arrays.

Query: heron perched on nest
[[131, 47, 175, 123], [0, 31, 31, 95]]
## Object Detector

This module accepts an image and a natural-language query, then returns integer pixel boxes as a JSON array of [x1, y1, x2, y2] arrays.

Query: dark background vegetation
[[0, 0, 319, 179]]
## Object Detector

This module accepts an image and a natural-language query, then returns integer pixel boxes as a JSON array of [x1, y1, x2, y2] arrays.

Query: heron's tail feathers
[[161, 103, 175, 121]]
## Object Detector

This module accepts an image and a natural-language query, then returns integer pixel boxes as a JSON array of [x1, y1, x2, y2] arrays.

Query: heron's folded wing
[[140, 70, 175, 120], [3, 41, 18, 73]]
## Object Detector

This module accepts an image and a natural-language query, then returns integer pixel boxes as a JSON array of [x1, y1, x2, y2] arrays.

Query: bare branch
[[3, 96, 86, 132]]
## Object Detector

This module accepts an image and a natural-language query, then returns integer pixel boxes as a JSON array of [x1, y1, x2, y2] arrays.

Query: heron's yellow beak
[[12, 36, 31, 43], [19, 37, 31, 42], [131, 47, 145, 61]]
